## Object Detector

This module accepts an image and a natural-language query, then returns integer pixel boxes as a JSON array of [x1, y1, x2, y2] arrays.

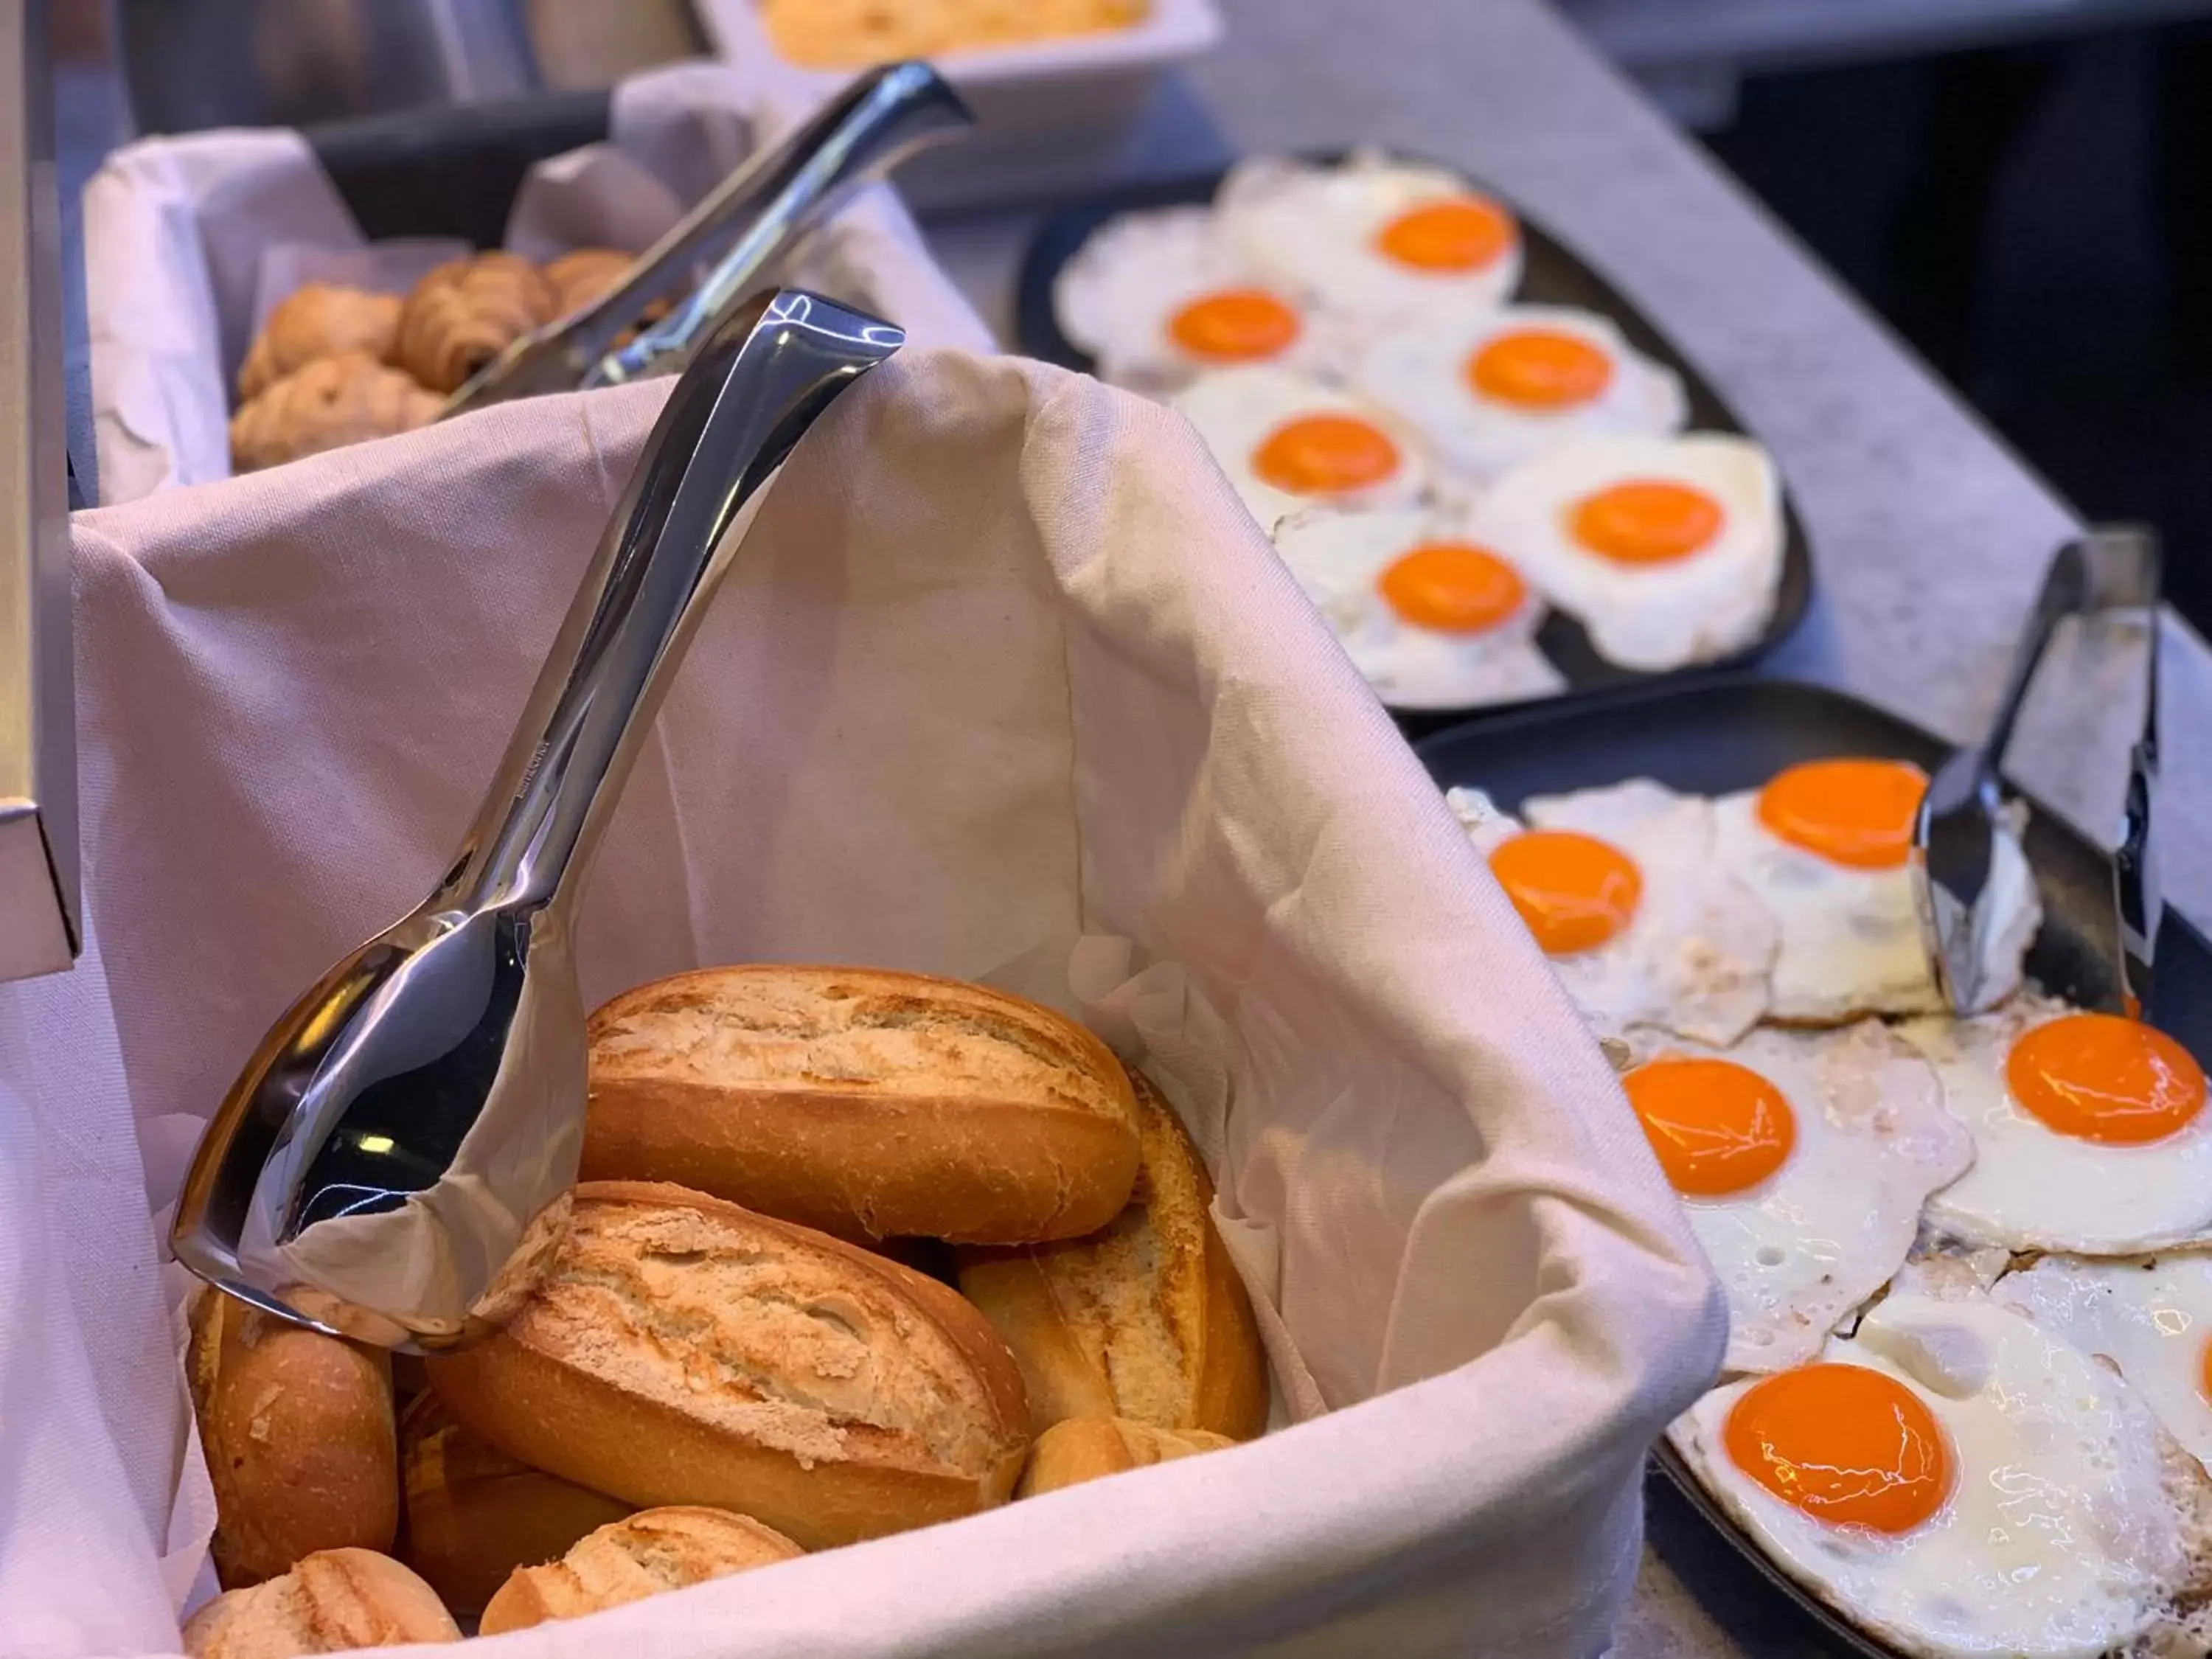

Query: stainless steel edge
[[0, 0, 79, 984]]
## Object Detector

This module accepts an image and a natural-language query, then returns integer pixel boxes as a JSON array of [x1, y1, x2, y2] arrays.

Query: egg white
[[1710, 785, 2039, 1023], [1051, 205, 1329, 396], [1900, 992, 2212, 1253], [1627, 1023, 1971, 1375], [1471, 434, 1783, 672], [1995, 1255, 2212, 1473], [1273, 506, 1563, 709], [1452, 779, 1776, 1044], [1674, 1292, 2212, 1659], [1351, 304, 1687, 481], [1171, 366, 1430, 532], [1217, 150, 1523, 319]]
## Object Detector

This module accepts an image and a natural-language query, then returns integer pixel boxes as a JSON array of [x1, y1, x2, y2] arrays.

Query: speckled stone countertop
[[920, 2, 2200, 1652]]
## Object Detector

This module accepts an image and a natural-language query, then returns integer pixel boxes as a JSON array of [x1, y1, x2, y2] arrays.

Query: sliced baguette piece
[[478, 1506, 802, 1635], [182, 1548, 459, 1658], [957, 1071, 1269, 1440], [1017, 1416, 1234, 1498], [424, 1181, 1032, 1549], [398, 1391, 633, 1617], [581, 965, 1140, 1244], [187, 1289, 399, 1587]]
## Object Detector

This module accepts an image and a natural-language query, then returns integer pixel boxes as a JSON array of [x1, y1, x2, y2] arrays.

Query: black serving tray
[[1416, 675, 2212, 1659], [1016, 159, 1814, 731]]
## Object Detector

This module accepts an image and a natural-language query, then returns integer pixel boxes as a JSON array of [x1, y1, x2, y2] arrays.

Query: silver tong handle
[[438, 63, 966, 419], [1916, 524, 2161, 1012], [445, 288, 902, 919], [2116, 583, 2163, 1015], [585, 62, 967, 387], [168, 291, 902, 1349]]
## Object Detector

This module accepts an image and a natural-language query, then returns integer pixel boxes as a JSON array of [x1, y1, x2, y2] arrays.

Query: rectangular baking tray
[[1415, 675, 2212, 1659], [693, 0, 1223, 210], [1015, 159, 1814, 734]]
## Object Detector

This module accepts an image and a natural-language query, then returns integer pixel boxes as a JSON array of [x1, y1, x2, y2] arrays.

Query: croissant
[[235, 283, 402, 403], [393, 252, 557, 394], [229, 352, 442, 473], [542, 248, 634, 316]]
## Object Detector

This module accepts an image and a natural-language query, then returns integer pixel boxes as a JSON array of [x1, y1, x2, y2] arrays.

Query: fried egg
[[1995, 1255, 2212, 1473], [1711, 758, 2039, 1022], [1273, 507, 1564, 709], [1351, 305, 1687, 481], [1217, 151, 1523, 319], [1674, 1291, 2212, 1659], [1172, 366, 1429, 531], [1470, 434, 1783, 671], [1899, 992, 2212, 1253], [1624, 1023, 1971, 1374], [1051, 205, 1324, 396], [1450, 780, 1776, 1043]]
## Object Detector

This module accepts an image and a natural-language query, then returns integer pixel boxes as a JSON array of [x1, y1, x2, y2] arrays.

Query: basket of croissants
[[226, 250, 639, 475], [79, 61, 994, 504]]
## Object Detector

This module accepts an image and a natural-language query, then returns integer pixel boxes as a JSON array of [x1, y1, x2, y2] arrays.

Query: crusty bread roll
[[392, 252, 556, 393], [478, 1506, 801, 1635], [582, 966, 1141, 1245], [1016, 1416, 1234, 1498], [187, 1290, 399, 1587], [424, 1181, 1032, 1549], [957, 1071, 1269, 1440], [236, 283, 402, 402], [398, 1391, 632, 1616], [228, 352, 441, 473], [181, 1548, 459, 1658]]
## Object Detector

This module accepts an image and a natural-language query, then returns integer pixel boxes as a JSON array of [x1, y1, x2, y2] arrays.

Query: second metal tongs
[[1913, 525, 2163, 1018], [441, 60, 969, 419], [171, 290, 904, 1350]]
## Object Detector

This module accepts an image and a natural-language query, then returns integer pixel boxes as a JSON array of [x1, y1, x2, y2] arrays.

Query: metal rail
[[0, 0, 79, 982]]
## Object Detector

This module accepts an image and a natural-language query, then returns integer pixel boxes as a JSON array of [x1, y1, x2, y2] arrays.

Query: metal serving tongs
[[439, 60, 969, 420], [170, 291, 904, 1351], [1913, 525, 2163, 1019]]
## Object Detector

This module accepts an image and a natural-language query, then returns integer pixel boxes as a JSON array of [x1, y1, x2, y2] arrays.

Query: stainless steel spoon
[[172, 289, 903, 1351]]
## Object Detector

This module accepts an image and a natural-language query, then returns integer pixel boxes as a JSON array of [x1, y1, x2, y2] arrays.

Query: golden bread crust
[[582, 965, 1141, 1244]]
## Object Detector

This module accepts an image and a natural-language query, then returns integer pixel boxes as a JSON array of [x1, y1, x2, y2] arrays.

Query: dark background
[[1694, 22, 2212, 630]]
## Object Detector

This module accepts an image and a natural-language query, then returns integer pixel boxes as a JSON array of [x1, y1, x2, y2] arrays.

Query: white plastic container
[[694, 0, 1224, 207]]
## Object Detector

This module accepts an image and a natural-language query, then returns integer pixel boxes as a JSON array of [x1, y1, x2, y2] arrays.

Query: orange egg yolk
[[1487, 830, 1643, 955], [1624, 1057, 1797, 1197], [1378, 543, 1526, 633], [1468, 329, 1615, 410], [1723, 1364, 1952, 1534], [1374, 196, 1515, 272], [2006, 1011, 2208, 1145], [1569, 480, 1725, 564], [1754, 758, 1928, 871], [1252, 414, 1402, 496], [2199, 1333, 2212, 1407], [1167, 288, 1301, 362]]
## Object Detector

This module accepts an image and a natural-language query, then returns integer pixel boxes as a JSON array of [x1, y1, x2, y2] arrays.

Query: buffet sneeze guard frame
[[0, 0, 78, 984]]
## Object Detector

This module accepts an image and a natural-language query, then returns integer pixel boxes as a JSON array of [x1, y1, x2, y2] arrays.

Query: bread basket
[[19, 344, 1723, 1655]]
